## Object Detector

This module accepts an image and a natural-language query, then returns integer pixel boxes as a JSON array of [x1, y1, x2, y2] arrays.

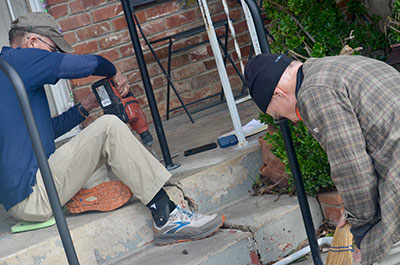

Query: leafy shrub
[[264, 0, 388, 59], [386, 0, 400, 45], [259, 114, 334, 197]]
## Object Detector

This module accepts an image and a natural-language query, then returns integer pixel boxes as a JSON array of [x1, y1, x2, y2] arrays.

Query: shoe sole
[[155, 215, 226, 246], [66, 181, 132, 213]]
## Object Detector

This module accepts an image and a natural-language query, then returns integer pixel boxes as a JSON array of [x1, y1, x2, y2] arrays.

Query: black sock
[[146, 188, 176, 227]]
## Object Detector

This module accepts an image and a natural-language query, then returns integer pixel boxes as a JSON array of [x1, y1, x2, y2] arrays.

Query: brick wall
[[48, 0, 251, 123]]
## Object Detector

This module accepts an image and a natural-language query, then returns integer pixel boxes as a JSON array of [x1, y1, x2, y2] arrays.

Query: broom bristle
[[325, 223, 353, 265]]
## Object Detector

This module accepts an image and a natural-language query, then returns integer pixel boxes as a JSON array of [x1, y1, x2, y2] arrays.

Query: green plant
[[259, 113, 334, 197], [264, 0, 388, 60], [386, 0, 400, 45]]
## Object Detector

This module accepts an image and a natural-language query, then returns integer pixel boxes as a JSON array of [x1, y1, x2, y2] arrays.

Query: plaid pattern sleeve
[[297, 55, 400, 265]]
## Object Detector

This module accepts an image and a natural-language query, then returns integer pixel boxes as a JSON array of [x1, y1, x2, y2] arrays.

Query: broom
[[325, 223, 354, 265]]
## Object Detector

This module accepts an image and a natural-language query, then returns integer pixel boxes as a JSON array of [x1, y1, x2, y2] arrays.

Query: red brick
[[76, 22, 111, 41], [111, 16, 128, 31], [135, 10, 146, 24], [48, 0, 68, 5], [141, 19, 166, 36], [131, 83, 145, 97], [323, 206, 344, 223], [204, 59, 216, 70], [115, 57, 138, 73], [317, 191, 343, 205], [70, 0, 107, 14], [50, 4, 68, 19], [234, 20, 248, 34], [172, 62, 205, 81], [174, 80, 192, 94], [229, 9, 242, 21], [227, 0, 240, 8], [208, 1, 224, 15], [212, 13, 228, 23], [143, 46, 169, 63], [152, 75, 167, 89], [64, 32, 77, 45], [72, 40, 99, 54], [147, 28, 180, 48], [190, 46, 212, 61], [166, 10, 197, 29], [71, 75, 102, 87], [190, 70, 220, 89], [92, 4, 123, 23], [59, 13, 92, 31], [172, 35, 202, 52], [99, 31, 130, 49], [145, 2, 179, 21], [147, 63, 162, 77], [127, 71, 142, 84], [181, 21, 203, 33], [170, 54, 189, 68], [98, 49, 120, 62], [72, 86, 92, 102], [120, 44, 135, 57]]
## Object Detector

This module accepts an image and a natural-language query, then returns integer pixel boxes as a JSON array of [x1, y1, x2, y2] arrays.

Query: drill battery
[[91, 78, 153, 146]]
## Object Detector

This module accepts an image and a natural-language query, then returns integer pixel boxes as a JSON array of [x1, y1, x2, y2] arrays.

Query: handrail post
[[121, 0, 179, 170], [0, 58, 79, 265], [242, 1, 323, 264]]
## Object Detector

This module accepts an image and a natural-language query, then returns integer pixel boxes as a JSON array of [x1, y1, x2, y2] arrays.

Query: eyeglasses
[[27, 36, 61, 52]]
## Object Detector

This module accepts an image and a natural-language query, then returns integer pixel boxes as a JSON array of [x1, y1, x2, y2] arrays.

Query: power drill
[[91, 78, 153, 147]]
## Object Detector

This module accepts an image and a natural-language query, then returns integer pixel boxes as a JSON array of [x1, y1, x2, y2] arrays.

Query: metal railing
[[242, 0, 323, 263], [0, 58, 80, 265]]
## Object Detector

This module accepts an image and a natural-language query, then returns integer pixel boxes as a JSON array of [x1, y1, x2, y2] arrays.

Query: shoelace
[[175, 206, 200, 221]]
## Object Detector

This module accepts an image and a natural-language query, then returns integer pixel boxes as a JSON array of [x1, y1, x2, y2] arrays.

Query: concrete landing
[[0, 99, 324, 265]]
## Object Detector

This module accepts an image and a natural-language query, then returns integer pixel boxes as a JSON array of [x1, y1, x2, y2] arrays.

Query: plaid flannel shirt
[[297, 55, 400, 265]]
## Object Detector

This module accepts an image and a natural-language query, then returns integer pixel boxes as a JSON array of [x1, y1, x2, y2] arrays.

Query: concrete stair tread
[[0, 193, 323, 265], [109, 229, 256, 265], [0, 200, 155, 264], [219, 195, 323, 264]]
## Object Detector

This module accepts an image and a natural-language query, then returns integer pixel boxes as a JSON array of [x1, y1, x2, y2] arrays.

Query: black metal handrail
[[242, 0, 323, 264], [0, 58, 79, 265], [121, 0, 180, 171]]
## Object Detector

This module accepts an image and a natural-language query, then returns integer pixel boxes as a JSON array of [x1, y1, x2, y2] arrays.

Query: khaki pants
[[9, 115, 171, 222]]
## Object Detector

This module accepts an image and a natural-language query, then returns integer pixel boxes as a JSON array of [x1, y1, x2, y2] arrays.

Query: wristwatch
[[77, 103, 89, 117]]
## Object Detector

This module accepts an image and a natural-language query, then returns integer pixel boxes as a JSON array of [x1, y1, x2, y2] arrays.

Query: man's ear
[[24, 35, 37, 49], [273, 87, 286, 97]]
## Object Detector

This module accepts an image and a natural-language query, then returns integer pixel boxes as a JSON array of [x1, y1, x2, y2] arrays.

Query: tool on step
[[184, 143, 217, 156], [91, 78, 153, 147], [217, 134, 238, 148]]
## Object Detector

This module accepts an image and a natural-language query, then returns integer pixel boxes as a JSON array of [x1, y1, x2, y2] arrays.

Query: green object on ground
[[11, 216, 56, 233]]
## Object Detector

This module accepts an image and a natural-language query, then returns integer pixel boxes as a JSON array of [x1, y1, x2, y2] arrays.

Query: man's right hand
[[337, 211, 361, 264], [112, 68, 129, 97]]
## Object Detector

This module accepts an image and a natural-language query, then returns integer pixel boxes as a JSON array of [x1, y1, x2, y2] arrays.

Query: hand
[[112, 68, 129, 97], [337, 210, 362, 264]]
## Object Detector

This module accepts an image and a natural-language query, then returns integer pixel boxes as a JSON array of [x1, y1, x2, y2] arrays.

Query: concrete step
[[106, 195, 323, 265], [108, 229, 258, 265], [221, 195, 323, 264], [0, 200, 154, 265], [0, 192, 323, 265], [169, 136, 262, 213]]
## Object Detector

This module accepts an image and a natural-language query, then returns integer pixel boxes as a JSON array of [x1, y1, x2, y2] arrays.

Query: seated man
[[0, 12, 224, 246]]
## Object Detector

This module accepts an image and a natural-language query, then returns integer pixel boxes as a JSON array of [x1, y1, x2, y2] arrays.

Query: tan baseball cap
[[11, 12, 73, 53]]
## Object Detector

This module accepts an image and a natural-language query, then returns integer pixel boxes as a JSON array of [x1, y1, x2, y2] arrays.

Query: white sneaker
[[153, 205, 225, 245]]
